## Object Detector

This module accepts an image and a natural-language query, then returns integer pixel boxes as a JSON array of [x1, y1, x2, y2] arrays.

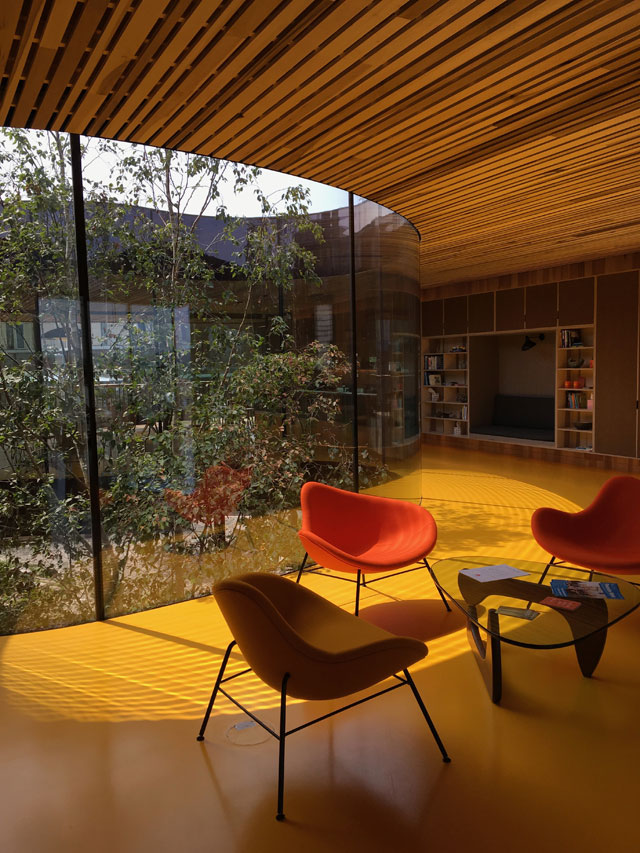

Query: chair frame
[[536, 556, 639, 585], [295, 554, 451, 616], [197, 640, 451, 821]]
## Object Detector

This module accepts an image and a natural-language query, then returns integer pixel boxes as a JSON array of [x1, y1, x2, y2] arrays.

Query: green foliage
[[0, 129, 384, 630]]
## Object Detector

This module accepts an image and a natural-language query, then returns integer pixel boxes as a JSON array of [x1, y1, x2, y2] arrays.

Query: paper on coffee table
[[459, 564, 529, 583]]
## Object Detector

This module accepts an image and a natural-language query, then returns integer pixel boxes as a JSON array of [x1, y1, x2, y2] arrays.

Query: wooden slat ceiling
[[1, 0, 639, 288]]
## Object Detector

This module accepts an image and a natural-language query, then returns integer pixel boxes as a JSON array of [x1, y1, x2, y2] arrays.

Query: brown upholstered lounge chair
[[197, 572, 450, 821]]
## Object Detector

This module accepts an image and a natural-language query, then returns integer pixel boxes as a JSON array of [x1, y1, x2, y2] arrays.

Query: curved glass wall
[[0, 129, 420, 633], [353, 197, 421, 501]]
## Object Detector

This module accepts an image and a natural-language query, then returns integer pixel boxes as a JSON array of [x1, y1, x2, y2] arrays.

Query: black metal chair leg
[[424, 559, 451, 612], [403, 669, 451, 763], [196, 640, 236, 741], [538, 555, 555, 585], [296, 552, 308, 583], [276, 673, 290, 821], [355, 569, 362, 616]]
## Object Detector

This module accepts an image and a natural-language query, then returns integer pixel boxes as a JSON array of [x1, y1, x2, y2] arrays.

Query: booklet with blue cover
[[549, 579, 624, 600]]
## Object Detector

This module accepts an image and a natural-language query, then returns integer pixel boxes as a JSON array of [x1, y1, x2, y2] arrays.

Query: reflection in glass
[[82, 138, 356, 616], [0, 129, 93, 633], [0, 129, 421, 632], [354, 198, 421, 501]]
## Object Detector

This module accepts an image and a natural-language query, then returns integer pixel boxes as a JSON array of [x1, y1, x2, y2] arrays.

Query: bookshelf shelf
[[422, 334, 469, 437], [556, 326, 595, 451]]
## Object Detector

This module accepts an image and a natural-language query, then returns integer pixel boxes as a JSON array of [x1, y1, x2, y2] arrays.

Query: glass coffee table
[[430, 556, 640, 703]]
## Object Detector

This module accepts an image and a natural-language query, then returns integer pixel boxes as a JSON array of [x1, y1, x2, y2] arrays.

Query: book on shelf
[[424, 354, 443, 370], [549, 579, 624, 599], [424, 372, 442, 386], [565, 391, 586, 409], [560, 328, 584, 348]]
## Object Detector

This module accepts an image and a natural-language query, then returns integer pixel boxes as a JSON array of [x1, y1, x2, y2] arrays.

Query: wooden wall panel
[[422, 299, 443, 337], [525, 283, 557, 329], [495, 288, 524, 331], [422, 254, 640, 302], [468, 292, 494, 333], [443, 296, 467, 335], [469, 336, 498, 429], [595, 271, 639, 458], [558, 278, 594, 326]]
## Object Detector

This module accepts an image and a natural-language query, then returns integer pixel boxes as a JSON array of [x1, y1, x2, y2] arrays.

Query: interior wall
[[498, 332, 555, 396], [421, 249, 640, 461]]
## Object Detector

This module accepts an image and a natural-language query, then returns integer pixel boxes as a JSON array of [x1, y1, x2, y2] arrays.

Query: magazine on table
[[549, 579, 624, 600], [540, 595, 581, 611]]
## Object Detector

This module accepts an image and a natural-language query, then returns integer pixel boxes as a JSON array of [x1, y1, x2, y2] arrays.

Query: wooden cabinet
[[525, 283, 557, 328], [558, 278, 594, 326], [443, 296, 467, 334], [468, 292, 494, 332], [422, 299, 443, 336], [422, 335, 468, 437], [495, 288, 525, 330]]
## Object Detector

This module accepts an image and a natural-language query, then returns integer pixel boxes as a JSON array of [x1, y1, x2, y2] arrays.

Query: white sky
[[0, 128, 373, 219], [80, 136, 349, 217]]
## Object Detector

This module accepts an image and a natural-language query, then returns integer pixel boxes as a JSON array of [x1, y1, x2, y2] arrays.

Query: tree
[[0, 130, 375, 631]]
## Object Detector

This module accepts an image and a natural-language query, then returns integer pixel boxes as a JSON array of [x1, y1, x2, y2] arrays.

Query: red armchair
[[296, 481, 450, 614], [531, 475, 640, 580]]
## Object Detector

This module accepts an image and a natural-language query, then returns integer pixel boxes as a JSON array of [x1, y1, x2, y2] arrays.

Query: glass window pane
[[81, 138, 354, 616], [0, 130, 423, 630], [0, 129, 94, 633]]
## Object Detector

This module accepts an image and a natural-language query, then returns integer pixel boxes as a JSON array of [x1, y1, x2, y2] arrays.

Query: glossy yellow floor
[[1, 447, 639, 853]]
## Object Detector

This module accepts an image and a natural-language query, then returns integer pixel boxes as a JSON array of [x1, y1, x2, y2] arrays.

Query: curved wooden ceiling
[[1, 0, 639, 288]]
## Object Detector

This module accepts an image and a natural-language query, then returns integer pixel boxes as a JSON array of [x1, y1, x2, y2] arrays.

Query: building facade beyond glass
[[0, 129, 420, 633]]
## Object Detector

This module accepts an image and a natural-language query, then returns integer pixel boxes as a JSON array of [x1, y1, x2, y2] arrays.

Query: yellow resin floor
[[1, 447, 639, 853]]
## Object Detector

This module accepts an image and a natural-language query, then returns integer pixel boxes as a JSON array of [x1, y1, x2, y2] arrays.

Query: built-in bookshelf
[[422, 325, 599, 453], [422, 335, 469, 436], [556, 325, 595, 451]]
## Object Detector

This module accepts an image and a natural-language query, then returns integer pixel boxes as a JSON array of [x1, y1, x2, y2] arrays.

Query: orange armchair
[[197, 572, 450, 821], [531, 475, 640, 580], [296, 481, 450, 615]]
